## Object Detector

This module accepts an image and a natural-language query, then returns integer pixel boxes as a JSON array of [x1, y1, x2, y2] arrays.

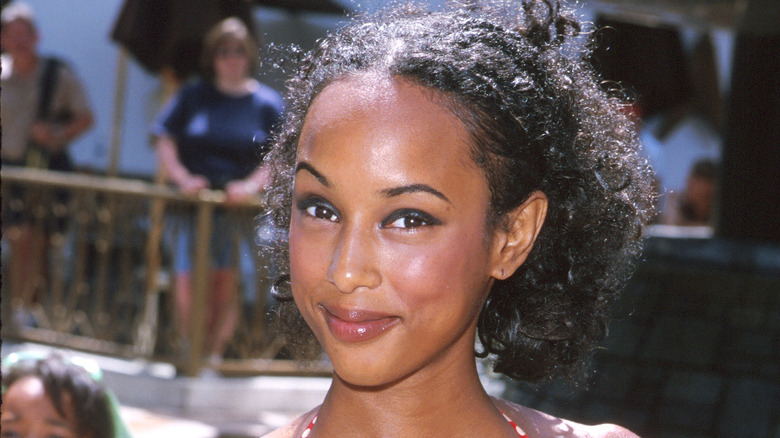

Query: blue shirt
[[152, 80, 283, 189]]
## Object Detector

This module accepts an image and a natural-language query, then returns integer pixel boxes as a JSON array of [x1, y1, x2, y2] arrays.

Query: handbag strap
[[37, 57, 62, 120]]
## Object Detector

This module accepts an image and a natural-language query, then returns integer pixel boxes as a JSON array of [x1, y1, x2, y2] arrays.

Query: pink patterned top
[[299, 411, 528, 437]]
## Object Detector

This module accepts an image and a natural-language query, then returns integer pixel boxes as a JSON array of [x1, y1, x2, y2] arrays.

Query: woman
[[151, 17, 283, 363], [263, 1, 654, 436]]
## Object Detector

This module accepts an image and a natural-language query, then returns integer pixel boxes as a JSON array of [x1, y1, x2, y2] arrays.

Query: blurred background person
[[1, 351, 131, 438], [151, 16, 283, 366], [639, 34, 722, 222], [1, 1, 94, 325], [660, 158, 719, 226]]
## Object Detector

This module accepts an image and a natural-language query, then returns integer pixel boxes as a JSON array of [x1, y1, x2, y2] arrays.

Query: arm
[[224, 88, 283, 204], [154, 135, 209, 195], [29, 112, 93, 152]]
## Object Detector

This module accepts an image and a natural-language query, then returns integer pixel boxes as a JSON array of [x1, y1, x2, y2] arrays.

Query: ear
[[489, 191, 548, 280]]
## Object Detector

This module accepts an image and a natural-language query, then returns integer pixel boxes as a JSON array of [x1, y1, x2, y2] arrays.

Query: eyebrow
[[295, 161, 450, 204], [295, 162, 330, 187], [381, 184, 450, 203], [0, 416, 67, 430]]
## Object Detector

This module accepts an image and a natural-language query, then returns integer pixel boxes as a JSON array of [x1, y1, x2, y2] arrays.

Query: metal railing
[[1, 166, 329, 377]]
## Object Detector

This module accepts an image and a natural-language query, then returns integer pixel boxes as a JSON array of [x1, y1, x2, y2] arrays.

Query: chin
[[322, 340, 412, 389]]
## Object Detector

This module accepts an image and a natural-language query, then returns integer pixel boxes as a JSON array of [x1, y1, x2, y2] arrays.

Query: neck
[[214, 76, 255, 96], [313, 340, 514, 437]]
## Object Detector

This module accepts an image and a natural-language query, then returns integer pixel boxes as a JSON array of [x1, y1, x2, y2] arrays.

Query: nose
[[326, 223, 381, 293]]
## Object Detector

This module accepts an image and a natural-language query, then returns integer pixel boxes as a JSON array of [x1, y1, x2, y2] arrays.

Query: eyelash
[[296, 198, 440, 230], [382, 209, 441, 230]]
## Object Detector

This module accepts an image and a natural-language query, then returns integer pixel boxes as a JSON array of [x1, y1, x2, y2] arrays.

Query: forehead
[[296, 74, 488, 201], [299, 74, 472, 160], [3, 376, 62, 419], [7, 374, 47, 397], [305, 73, 450, 123], [2, 376, 78, 429], [1, 18, 36, 34], [217, 36, 243, 46]]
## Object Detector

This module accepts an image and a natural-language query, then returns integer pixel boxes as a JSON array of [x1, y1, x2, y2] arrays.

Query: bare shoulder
[[260, 407, 318, 438], [492, 397, 640, 438]]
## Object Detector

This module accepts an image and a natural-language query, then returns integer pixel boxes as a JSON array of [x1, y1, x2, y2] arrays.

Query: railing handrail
[[1, 165, 263, 207], [1, 166, 334, 377]]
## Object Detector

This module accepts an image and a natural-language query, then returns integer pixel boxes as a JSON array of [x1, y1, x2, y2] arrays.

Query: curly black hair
[[2, 353, 115, 438], [262, 0, 655, 383]]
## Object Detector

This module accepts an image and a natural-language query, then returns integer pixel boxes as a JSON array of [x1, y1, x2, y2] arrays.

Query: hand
[[29, 122, 64, 151], [225, 179, 261, 204], [177, 174, 210, 196]]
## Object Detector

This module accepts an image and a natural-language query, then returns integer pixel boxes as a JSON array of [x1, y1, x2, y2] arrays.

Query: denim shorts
[[168, 208, 243, 273]]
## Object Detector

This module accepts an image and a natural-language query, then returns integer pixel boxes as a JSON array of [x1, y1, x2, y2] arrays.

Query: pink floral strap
[[501, 411, 529, 438], [300, 413, 317, 437]]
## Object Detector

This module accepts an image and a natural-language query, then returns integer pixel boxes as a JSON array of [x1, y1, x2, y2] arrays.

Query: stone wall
[[503, 237, 780, 437]]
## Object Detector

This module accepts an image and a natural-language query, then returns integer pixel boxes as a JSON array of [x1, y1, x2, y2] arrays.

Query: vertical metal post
[[136, 193, 166, 357], [185, 200, 214, 377], [108, 48, 128, 177]]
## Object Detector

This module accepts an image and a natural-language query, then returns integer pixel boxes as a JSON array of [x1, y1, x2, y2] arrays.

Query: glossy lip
[[320, 304, 400, 343]]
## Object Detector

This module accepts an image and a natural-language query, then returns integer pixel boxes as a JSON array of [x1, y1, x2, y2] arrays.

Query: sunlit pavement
[[120, 406, 219, 438]]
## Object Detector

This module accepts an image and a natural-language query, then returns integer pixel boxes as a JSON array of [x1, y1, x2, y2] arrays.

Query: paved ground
[[119, 406, 220, 437]]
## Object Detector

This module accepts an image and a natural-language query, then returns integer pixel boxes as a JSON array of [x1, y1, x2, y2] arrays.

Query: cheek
[[63, 399, 81, 437], [384, 229, 490, 316], [289, 221, 313, 287], [288, 223, 319, 328], [288, 218, 330, 298]]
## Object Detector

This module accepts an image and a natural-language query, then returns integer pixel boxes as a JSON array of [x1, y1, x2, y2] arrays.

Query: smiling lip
[[320, 305, 400, 343]]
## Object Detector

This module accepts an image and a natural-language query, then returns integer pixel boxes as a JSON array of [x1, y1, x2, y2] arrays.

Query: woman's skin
[[1, 376, 82, 438], [286, 73, 547, 437]]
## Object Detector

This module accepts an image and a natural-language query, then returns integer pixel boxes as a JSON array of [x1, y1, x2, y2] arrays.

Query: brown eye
[[384, 209, 440, 229], [296, 196, 340, 223], [304, 205, 339, 222], [389, 216, 425, 228]]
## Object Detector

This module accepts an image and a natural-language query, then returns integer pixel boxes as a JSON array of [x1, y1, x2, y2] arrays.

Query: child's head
[[265, 0, 655, 383], [680, 158, 718, 224], [2, 352, 115, 438]]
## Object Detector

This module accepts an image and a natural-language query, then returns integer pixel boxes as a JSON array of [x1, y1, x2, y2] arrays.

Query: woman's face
[[0, 376, 81, 438], [289, 75, 503, 387], [213, 38, 249, 82]]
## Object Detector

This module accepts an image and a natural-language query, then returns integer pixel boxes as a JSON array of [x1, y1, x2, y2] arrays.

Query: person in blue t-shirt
[[151, 17, 283, 364]]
